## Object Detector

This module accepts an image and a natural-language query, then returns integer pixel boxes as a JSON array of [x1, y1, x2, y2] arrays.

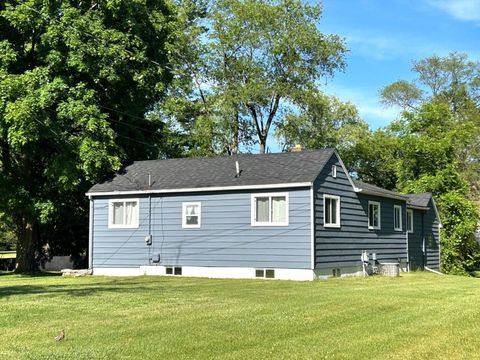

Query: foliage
[[160, 0, 347, 154], [274, 90, 367, 151], [0, 0, 179, 271], [371, 53, 480, 274], [437, 192, 480, 275], [344, 128, 401, 190]]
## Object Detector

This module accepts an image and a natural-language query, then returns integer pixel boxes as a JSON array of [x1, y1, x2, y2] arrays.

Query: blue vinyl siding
[[407, 210, 424, 270], [314, 154, 407, 269], [424, 199, 440, 270], [407, 201, 440, 271], [92, 188, 311, 269]]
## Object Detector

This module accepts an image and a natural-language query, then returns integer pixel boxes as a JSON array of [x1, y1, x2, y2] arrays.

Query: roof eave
[[86, 181, 313, 197], [407, 205, 430, 210], [355, 188, 408, 201]]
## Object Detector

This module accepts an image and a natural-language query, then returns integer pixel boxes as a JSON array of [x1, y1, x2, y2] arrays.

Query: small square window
[[182, 202, 201, 228], [255, 269, 265, 278], [265, 269, 275, 278], [174, 267, 182, 276], [166, 267, 173, 275]]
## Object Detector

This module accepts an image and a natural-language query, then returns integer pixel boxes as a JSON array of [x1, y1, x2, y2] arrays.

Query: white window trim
[[323, 194, 341, 228], [407, 209, 414, 233], [182, 202, 201, 228], [394, 205, 403, 232], [108, 198, 139, 229], [368, 201, 381, 230], [332, 165, 337, 178], [251, 192, 289, 227]]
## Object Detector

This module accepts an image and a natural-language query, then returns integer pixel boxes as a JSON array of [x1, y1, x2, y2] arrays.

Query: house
[[86, 148, 441, 280]]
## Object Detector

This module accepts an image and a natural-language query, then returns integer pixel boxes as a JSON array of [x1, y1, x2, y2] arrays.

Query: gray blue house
[[86, 149, 441, 280]]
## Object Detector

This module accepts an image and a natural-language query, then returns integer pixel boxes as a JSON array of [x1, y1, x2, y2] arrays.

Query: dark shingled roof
[[353, 180, 407, 199], [88, 149, 336, 194], [406, 193, 432, 208]]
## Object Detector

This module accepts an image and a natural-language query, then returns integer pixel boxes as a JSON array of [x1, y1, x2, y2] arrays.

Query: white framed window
[[324, 194, 341, 228], [407, 209, 414, 233], [251, 193, 289, 226], [368, 201, 381, 230], [394, 205, 403, 231], [182, 202, 201, 228], [332, 165, 337, 178], [108, 199, 139, 228]]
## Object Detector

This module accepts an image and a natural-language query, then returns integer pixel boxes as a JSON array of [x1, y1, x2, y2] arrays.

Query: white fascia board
[[333, 150, 362, 192], [86, 182, 313, 197], [431, 198, 443, 228]]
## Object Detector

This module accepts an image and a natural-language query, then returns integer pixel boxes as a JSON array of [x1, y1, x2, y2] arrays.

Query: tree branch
[[264, 94, 281, 135]]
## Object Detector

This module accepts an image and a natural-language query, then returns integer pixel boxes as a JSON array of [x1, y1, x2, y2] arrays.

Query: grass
[[1, 272, 480, 359]]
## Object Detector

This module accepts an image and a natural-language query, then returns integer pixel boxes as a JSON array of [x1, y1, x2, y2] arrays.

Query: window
[[182, 202, 201, 228], [324, 194, 341, 228], [332, 165, 337, 178], [108, 199, 139, 228], [255, 269, 275, 278], [251, 193, 288, 226], [166, 267, 182, 275], [368, 201, 381, 230], [394, 205, 402, 231], [407, 209, 413, 233]]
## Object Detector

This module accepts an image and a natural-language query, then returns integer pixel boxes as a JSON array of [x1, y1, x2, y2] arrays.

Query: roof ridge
[[129, 148, 335, 164]]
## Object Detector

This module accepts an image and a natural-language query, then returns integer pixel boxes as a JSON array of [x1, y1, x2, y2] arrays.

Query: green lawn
[[1, 272, 480, 359]]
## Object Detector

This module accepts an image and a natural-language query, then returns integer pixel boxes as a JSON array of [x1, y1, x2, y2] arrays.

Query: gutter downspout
[[421, 212, 425, 269], [405, 206, 410, 272], [425, 266, 443, 275], [88, 196, 93, 270], [148, 174, 152, 265], [310, 186, 315, 271]]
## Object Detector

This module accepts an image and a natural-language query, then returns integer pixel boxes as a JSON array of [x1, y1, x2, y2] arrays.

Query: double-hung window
[[182, 202, 201, 228], [251, 193, 288, 226], [394, 205, 402, 231], [368, 201, 381, 230], [109, 199, 139, 228], [407, 209, 414, 233], [324, 194, 340, 228]]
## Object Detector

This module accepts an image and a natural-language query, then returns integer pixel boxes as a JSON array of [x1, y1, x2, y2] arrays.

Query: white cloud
[[428, 0, 480, 21], [344, 30, 450, 61], [324, 84, 401, 129]]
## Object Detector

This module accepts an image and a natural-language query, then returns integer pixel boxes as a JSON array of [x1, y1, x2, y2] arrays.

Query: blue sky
[[319, 0, 480, 129]]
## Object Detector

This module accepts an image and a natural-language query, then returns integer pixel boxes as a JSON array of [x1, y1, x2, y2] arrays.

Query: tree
[[0, 0, 179, 272], [274, 90, 365, 150], [161, 0, 347, 154], [363, 100, 480, 274]]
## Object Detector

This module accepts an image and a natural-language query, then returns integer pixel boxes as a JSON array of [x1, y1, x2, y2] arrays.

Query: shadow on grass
[[0, 270, 62, 277], [0, 277, 169, 298]]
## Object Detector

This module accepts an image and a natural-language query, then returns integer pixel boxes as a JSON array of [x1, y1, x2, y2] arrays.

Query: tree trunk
[[232, 111, 239, 154], [14, 217, 39, 273], [259, 136, 266, 154]]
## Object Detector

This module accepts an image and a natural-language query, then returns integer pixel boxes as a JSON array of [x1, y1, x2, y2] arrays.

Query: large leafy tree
[[367, 53, 480, 274], [381, 52, 480, 197], [0, 0, 178, 272], [161, 0, 347, 154]]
